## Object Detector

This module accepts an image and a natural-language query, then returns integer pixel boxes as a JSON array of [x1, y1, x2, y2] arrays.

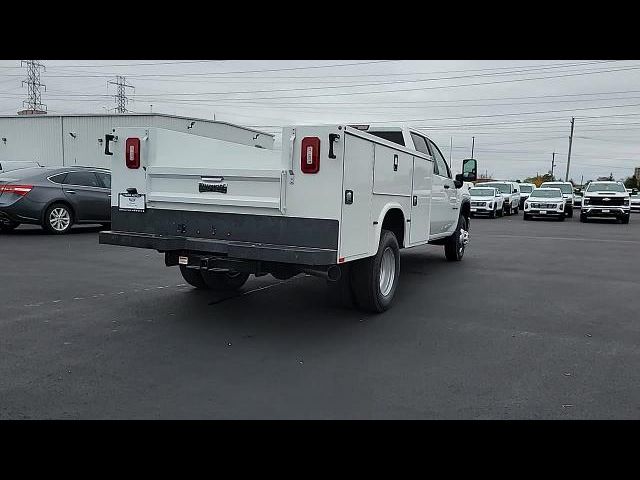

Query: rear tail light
[[1, 184, 33, 196], [125, 137, 141, 169], [301, 137, 320, 174]]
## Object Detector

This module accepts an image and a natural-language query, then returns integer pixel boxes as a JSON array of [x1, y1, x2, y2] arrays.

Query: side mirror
[[454, 174, 464, 189], [461, 158, 477, 182]]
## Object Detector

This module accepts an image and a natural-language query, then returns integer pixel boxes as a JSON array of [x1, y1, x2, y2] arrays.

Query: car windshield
[[520, 185, 533, 193], [469, 188, 495, 196], [530, 189, 562, 198], [484, 183, 510, 193], [586, 182, 626, 193], [542, 183, 573, 194]]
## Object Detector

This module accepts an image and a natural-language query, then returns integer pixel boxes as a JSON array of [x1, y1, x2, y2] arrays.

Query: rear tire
[[567, 208, 574, 218], [497, 206, 504, 217], [0, 220, 20, 233], [490, 206, 496, 219], [43, 203, 73, 234], [179, 266, 208, 289], [351, 229, 400, 313], [202, 270, 250, 291], [444, 215, 468, 262]]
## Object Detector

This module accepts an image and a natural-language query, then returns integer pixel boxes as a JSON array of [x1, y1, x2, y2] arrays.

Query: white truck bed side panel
[[280, 126, 344, 221], [338, 133, 374, 261], [373, 144, 413, 197]]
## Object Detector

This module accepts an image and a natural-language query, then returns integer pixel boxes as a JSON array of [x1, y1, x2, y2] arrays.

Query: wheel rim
[[459, 221, 469, 256], [379, 247, 396, 297], [49, 207, 70, 231]]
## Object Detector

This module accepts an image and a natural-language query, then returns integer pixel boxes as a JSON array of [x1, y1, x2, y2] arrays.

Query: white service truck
[[99, 124, 477, 312]]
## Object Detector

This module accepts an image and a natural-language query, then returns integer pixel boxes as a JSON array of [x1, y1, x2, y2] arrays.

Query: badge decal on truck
[[199, 183, 228, 194]]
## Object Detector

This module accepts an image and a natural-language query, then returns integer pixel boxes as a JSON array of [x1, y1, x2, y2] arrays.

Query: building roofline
[[0, 112, 275, 137]]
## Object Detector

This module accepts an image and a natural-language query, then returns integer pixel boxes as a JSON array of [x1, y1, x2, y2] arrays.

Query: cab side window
[[410, 133, 430, 156], [428, 140, 451, 179]]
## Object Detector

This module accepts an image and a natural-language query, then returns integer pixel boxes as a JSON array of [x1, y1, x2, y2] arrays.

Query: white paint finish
[[373, 144, 412, 197], [0, 114, 273, 170], [280, 125, 344, 221], [369, 196, 411, 254], [339, 134, 374, 260], [408, 156, 432, 245]]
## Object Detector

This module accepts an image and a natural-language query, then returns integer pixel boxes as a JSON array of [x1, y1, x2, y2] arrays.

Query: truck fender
[[372, 202, 408, 252]]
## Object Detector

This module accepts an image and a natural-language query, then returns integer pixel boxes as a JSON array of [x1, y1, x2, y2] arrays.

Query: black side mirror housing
[[454, 174, 464, 189], [461, 158, 478, 182]]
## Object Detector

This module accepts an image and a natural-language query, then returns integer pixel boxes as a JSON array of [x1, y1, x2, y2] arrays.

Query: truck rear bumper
[[99, 230, 337, 265]]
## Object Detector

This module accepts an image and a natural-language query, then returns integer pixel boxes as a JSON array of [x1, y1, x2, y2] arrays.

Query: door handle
[[444, 184, 450, 189], [413, 196, 417, 206], [65, 190, 76, 194]]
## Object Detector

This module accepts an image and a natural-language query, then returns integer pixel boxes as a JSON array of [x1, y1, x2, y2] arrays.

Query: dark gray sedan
[[0, 166, 111, 234]]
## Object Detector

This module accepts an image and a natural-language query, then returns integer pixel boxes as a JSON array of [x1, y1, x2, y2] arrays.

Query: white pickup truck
[[99, 123, 477, 312]]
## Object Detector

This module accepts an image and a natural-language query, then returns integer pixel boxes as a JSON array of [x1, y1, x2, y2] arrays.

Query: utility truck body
[[99, 123, 477, 312]]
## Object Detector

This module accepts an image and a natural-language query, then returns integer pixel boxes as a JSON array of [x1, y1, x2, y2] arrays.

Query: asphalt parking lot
[[1, 213, 639, 419]]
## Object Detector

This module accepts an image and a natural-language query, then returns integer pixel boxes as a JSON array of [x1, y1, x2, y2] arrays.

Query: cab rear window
[[367, 131, 405, 146]]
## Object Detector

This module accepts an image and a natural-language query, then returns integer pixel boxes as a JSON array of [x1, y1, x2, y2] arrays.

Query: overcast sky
[[1, 59, 639, 182]]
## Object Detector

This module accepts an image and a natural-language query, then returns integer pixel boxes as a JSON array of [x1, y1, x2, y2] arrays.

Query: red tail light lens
[[1, 184, 33, 196], [301, 137, 320, 174], [125, 137, 140, 169]]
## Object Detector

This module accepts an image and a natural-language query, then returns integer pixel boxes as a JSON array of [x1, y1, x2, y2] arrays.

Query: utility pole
[[551, 152, 556, 179], [19, 60, 47, 114], [471, 136, 475, 158], [449, 137, 453, 170], [565, 117, 575, 182], [107, 76, 134, 113]]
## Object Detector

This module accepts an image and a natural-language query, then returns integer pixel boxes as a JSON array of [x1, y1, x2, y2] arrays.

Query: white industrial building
[[0, 113, 274, 169]]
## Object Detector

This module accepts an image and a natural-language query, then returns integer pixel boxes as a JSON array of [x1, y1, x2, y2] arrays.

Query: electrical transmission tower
[[107, 76, 134, 113], [19, 60, 47, 114]]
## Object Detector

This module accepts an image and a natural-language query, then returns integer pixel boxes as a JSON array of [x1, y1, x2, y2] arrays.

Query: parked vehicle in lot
[[518, 182, 536, 208], [469, 186, 503, 218], [481, 181, 520, 215], [628, 188, 640, 213], [523, 188, 566, 221], [0, 160, 41, 174], [573, 188, 583, 207], [99, 124, 478, 312], [0, 166, 111, 234], [539, 181, 574, 217], [580, 181, 630, 223]]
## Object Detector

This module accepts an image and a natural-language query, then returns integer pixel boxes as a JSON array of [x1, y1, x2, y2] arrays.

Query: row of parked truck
[[468, 180, 638, 223]]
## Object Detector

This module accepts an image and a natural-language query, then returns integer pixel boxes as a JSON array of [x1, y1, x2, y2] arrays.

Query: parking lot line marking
[[483, 234, 640, 245]]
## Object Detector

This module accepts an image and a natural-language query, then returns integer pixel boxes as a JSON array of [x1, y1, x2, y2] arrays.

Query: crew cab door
[[427, 139, 459, 235]]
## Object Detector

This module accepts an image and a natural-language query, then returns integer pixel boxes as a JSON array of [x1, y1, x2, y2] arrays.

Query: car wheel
[[580, 213, 588, 223], [179, 265, 208, 289], [621, 215, 630, 224], [351, 229, 400, 313], [44, 203, 73, 234], [490, 207, 496, 219], [567, 208, 573, 218], [0, 220, 20, 233], [559, 215, 566, 221], [498, 206, 504, 217], [201, 270, 250, 291], [523, 213, 530, 221], [444, 215, 468, 262]]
